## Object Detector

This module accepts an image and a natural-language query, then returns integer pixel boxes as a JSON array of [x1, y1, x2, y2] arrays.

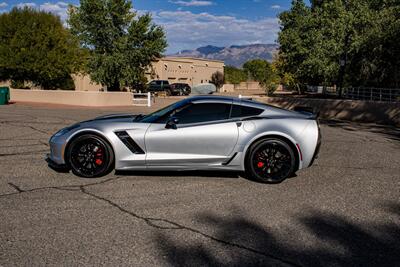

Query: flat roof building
[[73, 57, 225, 91], [147, 57, 224, 87]]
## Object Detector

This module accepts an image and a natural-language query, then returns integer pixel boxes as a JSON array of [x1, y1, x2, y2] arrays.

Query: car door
[[145, 101, 239, 167]]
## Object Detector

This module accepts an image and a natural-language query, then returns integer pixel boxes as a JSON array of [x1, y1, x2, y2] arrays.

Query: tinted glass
[[230, 105, 263, 118], [139, 101, 187, 123], [156, 81, 162, 85], [173, 103, 231, 124]]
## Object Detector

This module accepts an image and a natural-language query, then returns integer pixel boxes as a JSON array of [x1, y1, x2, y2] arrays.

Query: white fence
[[306, 85, 400, 102], [132, 92, 152, 107], [238, 94, 253, 100], [343, 87, 400, 102]]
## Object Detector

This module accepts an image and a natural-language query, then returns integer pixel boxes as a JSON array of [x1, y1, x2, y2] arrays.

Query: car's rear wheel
[[67, 134, 114, 178], [246, 138, 296, 183]]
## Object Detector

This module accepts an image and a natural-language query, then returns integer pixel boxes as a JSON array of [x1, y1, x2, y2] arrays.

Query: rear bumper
[[309, 121, 322, 167]]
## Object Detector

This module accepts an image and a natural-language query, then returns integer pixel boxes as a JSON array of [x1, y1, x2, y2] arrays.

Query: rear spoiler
[[293, 106, 320, 119]]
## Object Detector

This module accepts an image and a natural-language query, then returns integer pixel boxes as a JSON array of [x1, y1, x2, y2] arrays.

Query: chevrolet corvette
[[47, 95, 321, 183]]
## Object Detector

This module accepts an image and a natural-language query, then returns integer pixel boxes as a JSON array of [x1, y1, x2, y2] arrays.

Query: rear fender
[[240, 131, 302, 171]]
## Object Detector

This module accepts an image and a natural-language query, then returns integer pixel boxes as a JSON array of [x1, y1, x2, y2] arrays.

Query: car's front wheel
[[67, 134, 114, 178], [246, 138, 296, 183]]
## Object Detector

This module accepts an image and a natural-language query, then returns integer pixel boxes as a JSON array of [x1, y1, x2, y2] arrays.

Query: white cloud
[[169, 0, 214, 7], [151, 10, 280, 53], [40, 2, 69, 20], [0, 2, 8, 8], [13, 2, 69, 21], [270, 5, 281, 9], [9, 3, 280, 54], [16, 2, 36, 8]]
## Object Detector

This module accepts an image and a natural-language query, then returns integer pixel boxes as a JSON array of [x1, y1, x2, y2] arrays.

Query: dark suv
[[170, 83, 191, 96], [148, 80, 172, 95]]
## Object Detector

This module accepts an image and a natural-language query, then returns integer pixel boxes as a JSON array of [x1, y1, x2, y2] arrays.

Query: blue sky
[[0, 0, 300, 53]]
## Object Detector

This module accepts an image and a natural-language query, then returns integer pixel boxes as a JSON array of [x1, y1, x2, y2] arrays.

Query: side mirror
[[165, 117, 179, 129]]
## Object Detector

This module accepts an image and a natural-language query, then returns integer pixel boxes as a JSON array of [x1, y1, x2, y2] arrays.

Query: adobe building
[[73, 57, 225, 91], [147, 57, 224, 87]]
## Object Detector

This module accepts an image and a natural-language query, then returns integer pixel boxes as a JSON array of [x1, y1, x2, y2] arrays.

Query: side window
[[150, 81, 156, 85], [173, 103, 231, 124], [156, 81, 162, 85], [230, 105, 263, 118]]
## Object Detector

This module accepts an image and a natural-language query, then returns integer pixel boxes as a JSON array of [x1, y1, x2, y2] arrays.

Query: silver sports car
[[47, 95, 321, 183]]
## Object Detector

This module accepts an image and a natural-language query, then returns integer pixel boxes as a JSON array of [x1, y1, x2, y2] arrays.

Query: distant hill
[[170, 44, 279, 67]]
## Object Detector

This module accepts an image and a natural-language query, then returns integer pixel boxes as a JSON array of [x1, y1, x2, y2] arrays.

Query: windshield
[[136, 100, 185, 123]]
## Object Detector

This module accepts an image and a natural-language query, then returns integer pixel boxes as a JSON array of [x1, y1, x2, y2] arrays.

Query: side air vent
[[115, 131, 145, 154]]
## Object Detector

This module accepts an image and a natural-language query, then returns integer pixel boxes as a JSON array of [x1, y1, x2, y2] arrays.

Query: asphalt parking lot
[[1, 102, 399, 266]]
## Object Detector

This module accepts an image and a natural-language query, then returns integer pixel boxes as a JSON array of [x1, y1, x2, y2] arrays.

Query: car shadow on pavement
[[321, 119, 400, 142], [155, 201, 400, 267], [114, 170, 298, 182], [115, 170, 243, 179]]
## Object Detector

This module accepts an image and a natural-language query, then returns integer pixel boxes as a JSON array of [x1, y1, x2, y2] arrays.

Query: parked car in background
[[170, 83, 191, 96], [147, 80, 172, 95]]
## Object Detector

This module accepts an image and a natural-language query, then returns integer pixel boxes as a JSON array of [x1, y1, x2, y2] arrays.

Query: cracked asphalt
[[1, 102, 400, 267]]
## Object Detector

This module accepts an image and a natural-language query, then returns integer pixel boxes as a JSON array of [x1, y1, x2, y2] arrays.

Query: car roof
[[186, 95, 301, 115], [187, 95, 263, 107]]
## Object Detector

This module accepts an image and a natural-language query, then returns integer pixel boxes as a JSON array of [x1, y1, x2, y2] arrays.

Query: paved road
[[1, 103, 399, 266]]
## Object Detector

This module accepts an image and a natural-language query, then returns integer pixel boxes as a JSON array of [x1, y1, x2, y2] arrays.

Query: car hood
[[94, 113, 138, 121], [77, 113, 140, 124]]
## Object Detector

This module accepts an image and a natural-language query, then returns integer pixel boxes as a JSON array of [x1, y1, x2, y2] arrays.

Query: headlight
[[53, 128, 69, 137], [53, 124, 80, 138]]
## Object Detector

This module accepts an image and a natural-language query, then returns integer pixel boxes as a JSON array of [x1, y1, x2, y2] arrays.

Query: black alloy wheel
[[246, 138, 296, 183], [67, 134, 114, 178]]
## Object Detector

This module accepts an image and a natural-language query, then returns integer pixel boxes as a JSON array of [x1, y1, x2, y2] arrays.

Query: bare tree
[[211, 71, 224, 92]]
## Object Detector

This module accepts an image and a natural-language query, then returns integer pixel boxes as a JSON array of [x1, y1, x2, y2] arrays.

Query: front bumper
[[46, 155, 70, 172], [48, 135, 67, 165]]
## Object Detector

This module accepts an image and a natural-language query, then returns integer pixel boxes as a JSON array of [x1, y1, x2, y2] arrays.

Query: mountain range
[[170, 44, 279, 68]]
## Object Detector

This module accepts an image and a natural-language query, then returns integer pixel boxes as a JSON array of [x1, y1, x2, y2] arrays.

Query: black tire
[[67, 134, 114, 178], [245, 138, 296, 183]]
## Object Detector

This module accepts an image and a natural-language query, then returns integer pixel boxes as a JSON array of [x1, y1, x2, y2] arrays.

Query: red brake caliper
[[257, 162, 264, 168], [95, 148, 103, 165]]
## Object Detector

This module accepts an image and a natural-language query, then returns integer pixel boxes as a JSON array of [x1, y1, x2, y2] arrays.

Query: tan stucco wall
[[72, 74, 102, 91], [10, 89, 133, 107], [147, 57, 224, 87], [221, 84, 235, 92], [0, 80, 11, 87], [234, 82, 263, 90]]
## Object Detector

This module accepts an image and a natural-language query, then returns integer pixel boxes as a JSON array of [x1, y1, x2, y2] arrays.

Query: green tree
[[224, 66, 247, 84], [68, 0, 167, 91], [210, 71, 224, 91], [243, 59, 275, 87], [0, 8, 84, 89], [278, 0, 400, 89]]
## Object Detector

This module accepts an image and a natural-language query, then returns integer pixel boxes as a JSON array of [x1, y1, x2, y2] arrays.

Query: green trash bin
[[0, 86, 10, 105]]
